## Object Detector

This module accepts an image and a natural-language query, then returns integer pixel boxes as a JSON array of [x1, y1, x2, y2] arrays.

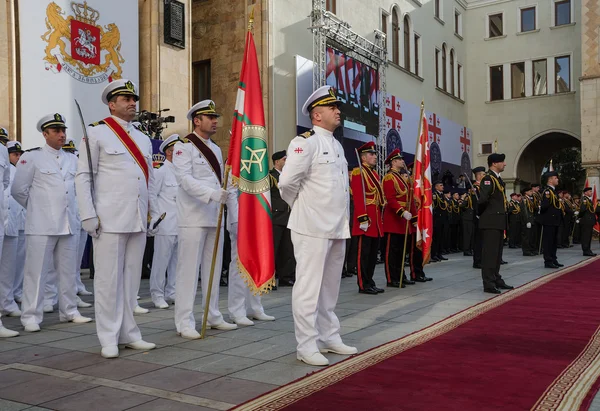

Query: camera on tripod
[[135, 108, 175, 139]]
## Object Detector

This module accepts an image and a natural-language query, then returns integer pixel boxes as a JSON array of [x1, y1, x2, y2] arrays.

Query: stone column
[[0, 1, 18, 138]]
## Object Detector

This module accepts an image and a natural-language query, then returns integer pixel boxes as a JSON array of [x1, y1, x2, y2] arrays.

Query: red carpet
[[235, 257, 600, 411]]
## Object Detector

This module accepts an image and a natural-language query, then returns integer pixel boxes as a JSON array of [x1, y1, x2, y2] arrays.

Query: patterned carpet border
[[233, 257, 599, 411]]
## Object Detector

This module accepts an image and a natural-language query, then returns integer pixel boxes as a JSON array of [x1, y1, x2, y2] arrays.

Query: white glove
[[82, 217, 100, 238], [576, 219, 580, 224], [147, 221, 159, 236], [228, 222, 238, 235], [359, 221, 369, 232], [574, 211, 579, 216], [526, 222, 532, 229], [210, 188, 228, 204], [402, 211, 412, 221]]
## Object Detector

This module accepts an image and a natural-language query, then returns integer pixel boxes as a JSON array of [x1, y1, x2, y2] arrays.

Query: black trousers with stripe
[[357, 235, 379, 290]]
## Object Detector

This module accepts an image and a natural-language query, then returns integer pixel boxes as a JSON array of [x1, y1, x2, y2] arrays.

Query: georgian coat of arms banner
[[19, 1, 138, 149]]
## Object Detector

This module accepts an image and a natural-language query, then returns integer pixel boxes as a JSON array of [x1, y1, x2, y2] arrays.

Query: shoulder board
[[269, 173, 278, 188], [298, 130, 315, 139], [88, 120, 106, 127], [351, 167, 361, 177], [153, 163, 163, 169], [25, 147, 41, 152], [383, 172, 394, 182]]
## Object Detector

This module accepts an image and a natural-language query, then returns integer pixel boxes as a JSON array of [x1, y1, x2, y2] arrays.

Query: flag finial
[[494, 139, 498, 153], [248, 5, 255, 31]]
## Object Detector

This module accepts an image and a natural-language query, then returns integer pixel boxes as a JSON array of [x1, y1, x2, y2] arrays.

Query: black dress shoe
[[387, 282, 400, 288], [473, 263, 482, 269], [359, 287, 378, 295], [509, 246, 517, 249], [497, 283, 514, 290], [484, 287, 501, 294], [439, 255, 448, 261], [373, 287, 385, 293], [500, 260, 508, 265], [544, 263, 559, 268], [430, 257, 440, 262], [463, 252, 473, 256], [414, 277, 427, 283], [523, 252, 536, 256], [553, 262, 564, 267], [403, 278, 416, 285], [584, 252, 597, 257]]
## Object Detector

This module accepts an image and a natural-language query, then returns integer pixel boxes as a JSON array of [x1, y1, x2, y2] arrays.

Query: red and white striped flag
[[413, 110, 433, 263]]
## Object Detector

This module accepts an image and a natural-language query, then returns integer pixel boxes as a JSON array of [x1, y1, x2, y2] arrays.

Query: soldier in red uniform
[[351, 142, 385, 295], [382, 149, 416, 288]]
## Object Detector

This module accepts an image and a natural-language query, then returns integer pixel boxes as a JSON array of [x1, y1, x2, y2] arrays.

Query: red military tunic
[[351, 164, 385, 237], [382, 170, 416, 235]]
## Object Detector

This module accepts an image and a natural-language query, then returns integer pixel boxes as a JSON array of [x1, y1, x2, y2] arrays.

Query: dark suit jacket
[[477, 171, 507, 230], [269, 168, 291, 227]]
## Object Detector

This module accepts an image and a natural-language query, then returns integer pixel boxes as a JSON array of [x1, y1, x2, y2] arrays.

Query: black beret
[[443, 188, 451, 194], [531, 183, 540, 188], [272, 150, 286, 162], [433, 180, 443, 186], [543, 171, 559, 180], [583, 187, 592, 193], [487, 153, 505, 167], [472, 166, 486, 173], [520, 187, 530, 195]]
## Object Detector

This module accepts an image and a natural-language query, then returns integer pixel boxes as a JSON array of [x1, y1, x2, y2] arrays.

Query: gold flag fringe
[[238, 259, 276, 296]]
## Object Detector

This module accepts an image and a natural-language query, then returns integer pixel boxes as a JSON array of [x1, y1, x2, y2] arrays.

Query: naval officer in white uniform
[[148, 133, 181, 309], [76, 80, 156, 358], [12, 114, 92, 332], [172, 100, 237, 339], [279, 86, 357, 366]]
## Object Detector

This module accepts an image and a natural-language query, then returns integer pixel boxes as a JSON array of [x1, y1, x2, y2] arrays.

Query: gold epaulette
[[298, 130, 314, 139], [153, 163, 163, 169], [351, 167, 361, 177], [88, 120, 105, 127], [269, 173, 278, 188], [383, 173, 394, 182]]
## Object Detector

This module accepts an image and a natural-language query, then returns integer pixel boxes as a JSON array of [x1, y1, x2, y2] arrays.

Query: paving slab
[[41, 386, 155, 411], [0, 375, 94, 405], [182, 376, 278, 405]]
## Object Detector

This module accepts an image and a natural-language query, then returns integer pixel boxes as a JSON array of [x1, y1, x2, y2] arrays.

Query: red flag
[[227, 28, 275, 294], [413, 111, 433, 263]]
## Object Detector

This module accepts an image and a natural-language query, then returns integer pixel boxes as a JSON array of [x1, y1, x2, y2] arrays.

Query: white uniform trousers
[[93, 232, 145, 347], [20, 234, 80, 326], [43, 258, 58, 307], [227, 231, 265, 319], [12, 231, 25, 301], [0, 236, 20, 314], [291, 231, 345, 357], [150, 235, 177, 305], [75, 229, 88, 293], [174, 226, 224, 333]]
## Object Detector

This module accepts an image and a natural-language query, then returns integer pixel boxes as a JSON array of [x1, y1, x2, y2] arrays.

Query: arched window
[[442, 44, 447, 91], [392, 8, 400, 65], [450, 49, 455, 95], [403, 15, 411, 71]]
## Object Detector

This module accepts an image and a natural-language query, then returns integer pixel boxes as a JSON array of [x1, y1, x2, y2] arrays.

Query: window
[[435, 0, 441, 19], [192, 60, 211, 104], [489, 13, 503, 37], [403, 16, 411, 70], [481, 143, 493, 155], [555, 0, 571, 26], [458, 64, 462, 100], [450, 50, 455, 96], [555, 55, 571, 93], [381, 12, 388, 47], [490, 65, 504, 101], [454, 10, 461, 35], [533, 59, 547, 96], [414, 34, 420, 76], [442, 44, 447, 91], [326, 0, 336, 13], [511, 62, 525, 98], [520, 7, 536, 32], [435, 49, 440, 87], [392, 9, 400, 65]]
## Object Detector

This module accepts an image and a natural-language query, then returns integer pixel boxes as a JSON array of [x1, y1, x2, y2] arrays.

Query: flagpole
[[200, 165, 231, 339], [399, 101, 424, 287]]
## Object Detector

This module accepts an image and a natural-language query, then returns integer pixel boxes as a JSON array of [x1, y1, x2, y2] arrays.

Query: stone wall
[[0, 1, 17, 139]]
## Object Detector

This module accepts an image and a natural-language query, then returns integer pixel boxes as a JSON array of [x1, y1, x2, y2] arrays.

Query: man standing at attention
[[279, 86, 357, 367], [76, 80, 156, 358]]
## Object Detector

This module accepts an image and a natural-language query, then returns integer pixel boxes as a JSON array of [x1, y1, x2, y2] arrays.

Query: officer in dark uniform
[[540, 171, 563, 268], [508, 193, 521, 248], [579, 187, 598, 257], [471, 167, 486, 268], [449, 190, 461, 252], [269, 150, 296, 286], [531, 183, 543, 254], [573, 195, 582, 244], [431, 181, 448, 262], [520, 186, 537, 256], [478, 153, 513, 294], [460, 187, 475, 256]]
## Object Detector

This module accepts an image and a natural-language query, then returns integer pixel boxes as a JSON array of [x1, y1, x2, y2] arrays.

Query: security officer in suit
[[478, 153, 513, 294], [578, 187, 597, 256], [520, 186, 537, 256], [14, 114, 93, 331], [76, 80, 156, 357], [269, 150, 296, 286], [351, 141, 386, 294], [431, 181, 448, 262], [540, 171, 563, 268]]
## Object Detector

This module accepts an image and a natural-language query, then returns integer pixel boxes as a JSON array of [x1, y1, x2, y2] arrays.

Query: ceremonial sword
[[74, 99, 95, 202]]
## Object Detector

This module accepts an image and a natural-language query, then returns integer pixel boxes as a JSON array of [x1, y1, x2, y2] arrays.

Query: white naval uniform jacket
[[75, 116, 154, 233], [279, 125, 350, 240], [5, 164, 26, 237], [11, 145, 78, 236], [172, 133, 236, 228], [149, 160, 179, 236], [0, 145, 11, 234]]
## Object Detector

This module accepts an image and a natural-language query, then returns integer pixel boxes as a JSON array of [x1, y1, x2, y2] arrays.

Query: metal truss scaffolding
[[310, 0, 388, 175]]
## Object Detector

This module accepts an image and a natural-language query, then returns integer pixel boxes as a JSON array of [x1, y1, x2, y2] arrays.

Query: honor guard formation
[[0, 82, 596, 368]]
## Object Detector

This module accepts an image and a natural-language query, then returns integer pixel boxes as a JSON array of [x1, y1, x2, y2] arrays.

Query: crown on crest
[[71, 1, 100, 25]]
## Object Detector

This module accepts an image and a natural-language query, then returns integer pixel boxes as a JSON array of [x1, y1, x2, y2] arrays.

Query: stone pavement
[[0, 243, 596, 411]]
